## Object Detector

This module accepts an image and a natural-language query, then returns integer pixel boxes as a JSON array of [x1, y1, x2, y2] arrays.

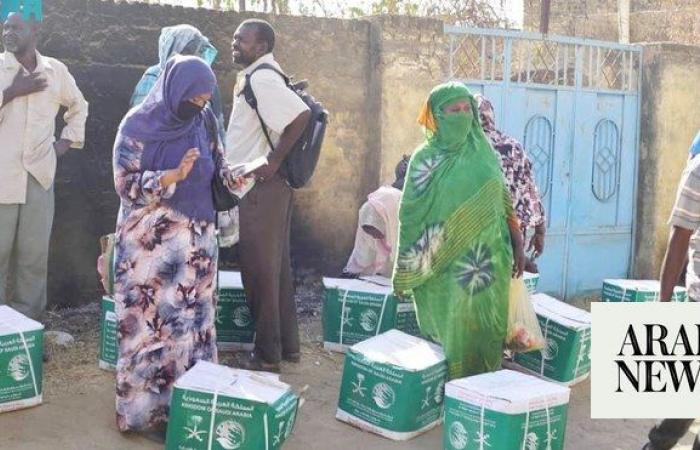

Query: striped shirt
[[670, 155, 700, 300]]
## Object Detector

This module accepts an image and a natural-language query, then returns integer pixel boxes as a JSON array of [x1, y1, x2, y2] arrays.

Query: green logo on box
[[215, 420, 246, 449], [232, 306, 252, 328], [8, 354, 30, 382]]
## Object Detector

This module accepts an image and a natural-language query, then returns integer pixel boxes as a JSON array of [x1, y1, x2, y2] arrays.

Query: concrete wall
[[524, 0, 700, 45], [39, 0, 699, 305], [368, 16, 447, 183], [633, 43, 700, 278], [36, 0, 445, 307]]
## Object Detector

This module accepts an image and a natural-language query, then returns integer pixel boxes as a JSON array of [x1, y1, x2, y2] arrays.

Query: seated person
[[343, 156, 408, 278]]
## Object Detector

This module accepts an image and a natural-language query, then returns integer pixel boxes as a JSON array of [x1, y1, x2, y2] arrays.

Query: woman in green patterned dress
[[393, 82, 525, 379]]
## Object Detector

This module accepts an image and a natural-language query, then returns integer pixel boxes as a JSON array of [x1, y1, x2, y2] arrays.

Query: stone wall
[[633, 43, 700, 279], [35, 0, 445, 308], [523, 0, 700, 45]]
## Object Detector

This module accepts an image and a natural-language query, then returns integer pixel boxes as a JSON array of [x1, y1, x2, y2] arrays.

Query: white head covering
[[157, 24, 217, 69], [344, 186, 402, 277]]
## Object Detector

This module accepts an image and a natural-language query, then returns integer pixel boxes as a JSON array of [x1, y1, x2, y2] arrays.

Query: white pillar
[[618, 0, 630, 44]]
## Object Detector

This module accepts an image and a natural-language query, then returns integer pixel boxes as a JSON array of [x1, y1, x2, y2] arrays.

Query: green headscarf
[[393, 82, 514, 379], [428, 86, 476, 149]]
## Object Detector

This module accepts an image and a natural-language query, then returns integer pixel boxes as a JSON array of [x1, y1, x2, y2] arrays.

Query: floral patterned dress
[[475, 94, 546, 233], [112, 133, 224, 432]]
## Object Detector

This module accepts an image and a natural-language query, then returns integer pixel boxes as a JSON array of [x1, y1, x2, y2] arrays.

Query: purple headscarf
[[119, 56, 219, 222], [120, 55, 216, 142]]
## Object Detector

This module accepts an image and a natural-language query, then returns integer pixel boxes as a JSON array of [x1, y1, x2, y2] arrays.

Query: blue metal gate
[[445, 27, 642, 298]]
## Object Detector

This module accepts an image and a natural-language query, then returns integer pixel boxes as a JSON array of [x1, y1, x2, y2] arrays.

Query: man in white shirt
[[0, 12, 88, 320], [227, 19, 310, 372]]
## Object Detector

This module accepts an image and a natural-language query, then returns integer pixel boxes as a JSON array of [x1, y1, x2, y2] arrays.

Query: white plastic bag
[[505, 277, 545, 353]]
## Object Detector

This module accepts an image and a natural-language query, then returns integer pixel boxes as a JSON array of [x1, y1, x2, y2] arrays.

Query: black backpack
[[240, 63, 328, 189]]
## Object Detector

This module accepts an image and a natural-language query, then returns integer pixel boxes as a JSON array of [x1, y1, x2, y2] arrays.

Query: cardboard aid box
[[602, 279, 688, 302], [322, 277, 421, 353], [523, 272, 540, 295], [512, 294, 591, 386], [444, 370, 570, 450], [166, 361, 299, 450], [99, 295, 117, 371], [336, 329, 448, 441], [217, 271, 255, 352], [0, 306, 43, 413]]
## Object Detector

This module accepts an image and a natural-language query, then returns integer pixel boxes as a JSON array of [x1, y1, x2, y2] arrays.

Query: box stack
[[523, 272, 540, 295], [217, 271, 255, 352], [0, 306, 43, 413], [99, 295, 118, 371], [336, 330, 448, 441], [444, 370, 570, 450], [323, 277, 420, 353], [512, 294, 591, 386], [166, 361, 299, 450], [602, 279, 688, 302]]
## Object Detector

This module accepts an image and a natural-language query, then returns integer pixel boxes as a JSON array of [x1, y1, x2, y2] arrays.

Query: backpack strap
[[240, 63, 290, 154], [248, 63, 290, 87]]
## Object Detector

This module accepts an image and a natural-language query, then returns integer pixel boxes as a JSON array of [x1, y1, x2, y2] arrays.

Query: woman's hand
[[161, 148, 200, 188], [508, 216, 526, 278], [176, 148, 200, 181], [233, 175, 247, 190], [527, 223, 546, 258], [512, 239, 526, 278]]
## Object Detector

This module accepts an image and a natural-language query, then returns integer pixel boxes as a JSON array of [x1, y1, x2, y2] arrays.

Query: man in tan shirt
[[227, 19, 310, 372], [0, 13, 88, 319]]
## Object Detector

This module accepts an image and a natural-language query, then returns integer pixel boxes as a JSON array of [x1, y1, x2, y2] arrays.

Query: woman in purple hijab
[[112, 55, 240, 435]]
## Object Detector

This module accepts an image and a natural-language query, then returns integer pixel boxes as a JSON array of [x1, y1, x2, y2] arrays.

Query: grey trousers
[[0, 175, 54, 320]]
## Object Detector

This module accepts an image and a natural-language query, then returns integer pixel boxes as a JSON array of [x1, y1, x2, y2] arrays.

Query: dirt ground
[[0, 287, 698, 450]]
